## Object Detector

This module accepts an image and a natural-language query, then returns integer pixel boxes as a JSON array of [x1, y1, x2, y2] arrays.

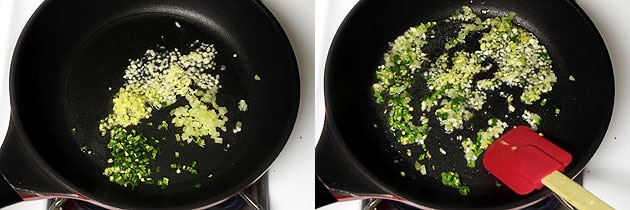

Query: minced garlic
[[100, 40, 228, 147], [238, 99, 248, 111]]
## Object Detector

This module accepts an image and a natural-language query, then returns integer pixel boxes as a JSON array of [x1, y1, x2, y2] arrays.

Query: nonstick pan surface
[[2, 0, 299, 209], [319, 0, 613, 209]]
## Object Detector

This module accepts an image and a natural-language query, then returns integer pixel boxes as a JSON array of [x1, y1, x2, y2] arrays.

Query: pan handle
[[0, 118, 79, 208], [0, 174, 22, 208], [315, 176, 337, 208], [0, 120, 26, 208], [316, 120, 397, 208]]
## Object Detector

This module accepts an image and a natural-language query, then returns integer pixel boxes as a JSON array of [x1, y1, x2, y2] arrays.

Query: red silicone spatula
[[483, 126, 613, 210]]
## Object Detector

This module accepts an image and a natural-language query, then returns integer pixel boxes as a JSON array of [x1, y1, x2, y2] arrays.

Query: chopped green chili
[[157, 177, 169, 189], [158, 121, 168, 131], [103, 127, 161, 189], [495, 181, 503, 187], [540, 98, 547, 106], [441, 171, 470, 196]]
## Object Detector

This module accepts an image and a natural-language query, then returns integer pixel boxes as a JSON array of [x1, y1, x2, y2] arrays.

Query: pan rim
[[6, 0, 300, 209], [321, 0, 614, 209]]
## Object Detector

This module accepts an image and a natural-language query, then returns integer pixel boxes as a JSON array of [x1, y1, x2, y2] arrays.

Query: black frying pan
[[0, 0, 299, 209], [317, 0, 613, 209]]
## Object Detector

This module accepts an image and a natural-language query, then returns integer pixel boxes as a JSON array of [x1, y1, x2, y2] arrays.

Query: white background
[[0, 0, 314, 209], [315, 0, 630, 209]]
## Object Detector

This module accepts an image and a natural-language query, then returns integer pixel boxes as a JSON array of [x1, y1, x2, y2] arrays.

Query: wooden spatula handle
[[541, 171, 613, 210]]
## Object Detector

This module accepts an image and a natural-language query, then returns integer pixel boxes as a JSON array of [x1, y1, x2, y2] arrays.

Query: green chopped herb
[[523, 111, 542, 131], [540, 98, 547, 106], [540, 52, 548, 61], [186, 167, 198, 175], [495, 181, 502, 187], [158, 121, 168, 131], [103, 127, 161, 189], [459, 186, 471, 196], [175, 151, 180, 158], [194, 182, 202, 189], [71, 128, 78, 135], [157, 177, 169, 189], [195, 137, 206, 148], [147, 121, 153, 126], [441, 171, 470, 196], [418, 154, 426, 161], [509, 35, 517, 42], [437, 112, 449, 120], [490, 118, 498, 127]]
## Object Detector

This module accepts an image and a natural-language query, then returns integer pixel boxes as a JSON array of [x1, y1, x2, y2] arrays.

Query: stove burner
[[57, 195, 246, 210], [367, 173, 582, 210], [372, 196, 561, 210], [51, 174, 269, 210]]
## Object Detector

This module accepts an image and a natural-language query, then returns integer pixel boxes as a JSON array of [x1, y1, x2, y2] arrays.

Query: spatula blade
[[483, 126, 572, 195]]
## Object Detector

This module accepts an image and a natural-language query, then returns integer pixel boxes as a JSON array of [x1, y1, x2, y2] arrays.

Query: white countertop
[[315, 0, 630, 209], [0, 0, 314, 209]]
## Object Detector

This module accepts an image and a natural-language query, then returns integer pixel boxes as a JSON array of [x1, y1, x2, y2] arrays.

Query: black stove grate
[[51, 173, 269, 210]]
